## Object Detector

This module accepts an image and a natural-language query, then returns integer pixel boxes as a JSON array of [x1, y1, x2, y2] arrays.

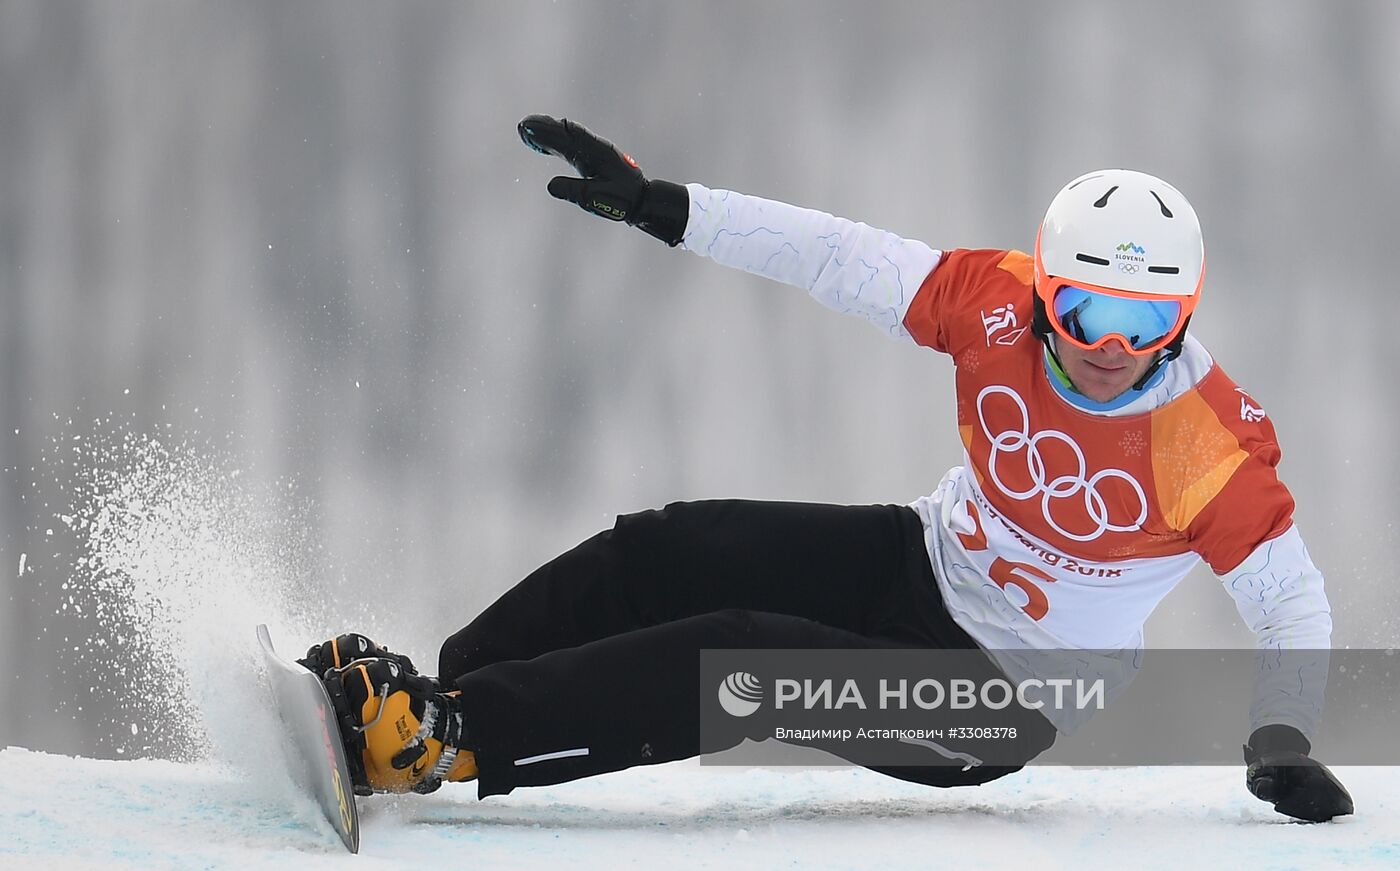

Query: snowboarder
[[301, 115, 1352, 823]]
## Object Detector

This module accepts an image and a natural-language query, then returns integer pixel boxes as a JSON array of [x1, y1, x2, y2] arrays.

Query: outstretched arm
[[520, 114, 940, 341], [680, 184, 939, 340]]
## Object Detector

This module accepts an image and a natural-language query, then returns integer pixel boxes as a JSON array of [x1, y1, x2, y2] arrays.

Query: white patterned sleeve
[[1220, 524, 1333, 739], [681, 183, 941, 341]]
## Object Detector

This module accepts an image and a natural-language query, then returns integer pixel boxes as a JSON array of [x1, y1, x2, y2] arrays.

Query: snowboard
[[256, 624, 361, 853]]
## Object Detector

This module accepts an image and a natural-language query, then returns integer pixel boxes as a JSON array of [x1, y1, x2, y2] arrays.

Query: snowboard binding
[[300, 633, 477, 795], [320, 666, 375, 796], [298, 632, 418, 678]]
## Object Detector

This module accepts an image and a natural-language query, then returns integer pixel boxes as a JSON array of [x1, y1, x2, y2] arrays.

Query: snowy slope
[[2, 748, 1395, 871]]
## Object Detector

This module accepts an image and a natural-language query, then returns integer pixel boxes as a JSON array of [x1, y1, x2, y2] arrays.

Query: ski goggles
[[1043, 278, 1189, 356]]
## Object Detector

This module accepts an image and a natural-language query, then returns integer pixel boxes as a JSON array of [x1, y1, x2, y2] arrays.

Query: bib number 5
[[989, 557, 1056, 621]]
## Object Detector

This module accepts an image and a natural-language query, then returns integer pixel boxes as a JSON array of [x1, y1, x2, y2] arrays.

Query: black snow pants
[[439, 500, 1057, 798]]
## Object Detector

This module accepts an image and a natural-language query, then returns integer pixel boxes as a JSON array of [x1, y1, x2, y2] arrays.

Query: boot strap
[[430, 745, 460, 783], [320, 670, 373, 797]]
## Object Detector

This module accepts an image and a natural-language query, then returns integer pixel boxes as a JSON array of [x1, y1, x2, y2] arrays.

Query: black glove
[[518, 114, 689, 246], [1244, 724, 1353, 822]]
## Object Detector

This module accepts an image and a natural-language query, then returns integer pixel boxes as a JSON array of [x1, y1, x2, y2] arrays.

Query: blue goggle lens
[[1051, 285, 1182, 351]]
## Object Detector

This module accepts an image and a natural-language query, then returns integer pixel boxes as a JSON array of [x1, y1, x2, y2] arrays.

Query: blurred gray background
[[2, 0, 1397, 755]]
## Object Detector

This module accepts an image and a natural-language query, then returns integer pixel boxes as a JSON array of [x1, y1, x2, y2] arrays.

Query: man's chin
[[1075, 378, 1133, 403]]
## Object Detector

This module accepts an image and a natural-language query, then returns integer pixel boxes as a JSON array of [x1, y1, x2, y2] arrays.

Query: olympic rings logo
[[977, 385, 1147, 542]]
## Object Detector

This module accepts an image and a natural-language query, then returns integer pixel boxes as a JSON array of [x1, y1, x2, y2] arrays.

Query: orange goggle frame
[[1036, 275, 1198, 357]]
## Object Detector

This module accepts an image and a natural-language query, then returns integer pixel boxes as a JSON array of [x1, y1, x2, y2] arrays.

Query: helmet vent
[[1092, 186, 1119, 208], [1149, 191, 1174, 218], [1076, 253, 1110, 266], [1147, 266, 1180, 274]]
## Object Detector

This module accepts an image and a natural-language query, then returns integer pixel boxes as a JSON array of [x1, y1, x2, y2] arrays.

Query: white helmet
[[1034, 169, 1205, 302]]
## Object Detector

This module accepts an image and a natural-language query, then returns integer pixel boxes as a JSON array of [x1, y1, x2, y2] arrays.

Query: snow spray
[[42, 416, 335, 776]]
